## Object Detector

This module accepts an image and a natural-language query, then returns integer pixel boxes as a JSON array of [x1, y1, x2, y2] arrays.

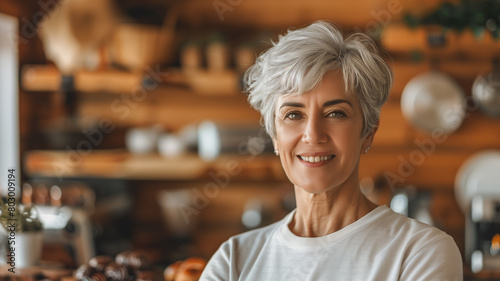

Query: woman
[[200, 21, 462, 281]]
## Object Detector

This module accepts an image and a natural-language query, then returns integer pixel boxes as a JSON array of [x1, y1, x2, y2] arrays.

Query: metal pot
[[401, 71, 466, 134], [472, 59, 500, 118]]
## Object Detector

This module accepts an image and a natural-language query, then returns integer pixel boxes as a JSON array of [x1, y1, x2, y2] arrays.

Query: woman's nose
[[302, 116, 328, 144]]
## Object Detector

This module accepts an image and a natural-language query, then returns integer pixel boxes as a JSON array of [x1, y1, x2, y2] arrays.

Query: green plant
[[0, 198, 43, 232], [404, 0, 500, 39]]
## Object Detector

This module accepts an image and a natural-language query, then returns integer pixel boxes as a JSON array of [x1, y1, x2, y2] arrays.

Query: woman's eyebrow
[[279, 99, 352, 110], [323, 99, 352, 108], [279, 102, 304, 109]]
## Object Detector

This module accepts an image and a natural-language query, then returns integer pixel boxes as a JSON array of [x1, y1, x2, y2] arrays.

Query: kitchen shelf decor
[[403, 0, 500, 39]]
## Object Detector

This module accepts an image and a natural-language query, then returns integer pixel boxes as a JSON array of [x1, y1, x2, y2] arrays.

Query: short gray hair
[[244, 21, 393, 139]]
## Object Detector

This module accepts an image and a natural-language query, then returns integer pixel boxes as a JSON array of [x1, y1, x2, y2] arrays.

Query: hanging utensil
[[472, 58, 500, 118], [401, 70, 466, 134]]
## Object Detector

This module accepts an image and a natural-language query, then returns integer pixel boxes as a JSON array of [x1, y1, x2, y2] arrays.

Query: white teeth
[[299, 155, 333, 163]]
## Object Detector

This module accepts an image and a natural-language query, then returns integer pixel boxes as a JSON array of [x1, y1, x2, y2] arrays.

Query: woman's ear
[[272, 138, 280, 156], [363, 122, 379, 153]]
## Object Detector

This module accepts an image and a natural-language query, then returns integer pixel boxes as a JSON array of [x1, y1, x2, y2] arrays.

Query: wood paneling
[[181, 0, 388, 29], [360, 149, 477, 190], [77, 86, 260, 130]]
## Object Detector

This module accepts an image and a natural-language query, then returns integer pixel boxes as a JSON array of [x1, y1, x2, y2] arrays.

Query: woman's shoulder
[[377, 206, 449, 238], [369, 206, 463, 277], [379, 209, 464, 279], [373, 206, 459, 253], [218, 212, 292, 253], [200, 213, 293, 280], [229, 215, 288, 243]]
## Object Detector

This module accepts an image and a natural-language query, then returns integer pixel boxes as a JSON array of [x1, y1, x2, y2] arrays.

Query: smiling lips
[[298, 155, 335, 164]]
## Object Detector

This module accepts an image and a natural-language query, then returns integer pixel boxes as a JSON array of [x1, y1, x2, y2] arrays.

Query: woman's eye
[[284, 112, 302, 120], [327, 111, 347, 118]]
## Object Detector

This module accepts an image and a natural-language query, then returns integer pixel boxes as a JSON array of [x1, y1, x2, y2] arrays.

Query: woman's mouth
[[297, 155, 335, 163]]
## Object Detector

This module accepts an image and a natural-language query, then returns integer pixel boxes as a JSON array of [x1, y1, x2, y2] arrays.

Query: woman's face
[[274, 70, 374, 194]]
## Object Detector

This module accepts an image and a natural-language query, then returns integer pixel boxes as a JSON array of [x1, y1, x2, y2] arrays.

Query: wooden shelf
[[24, 149, 285, 181], [381, 23, 500, 59], [23, 147, 496, 189], [21, 65, 241, 96], [21, 65, 145, 93]]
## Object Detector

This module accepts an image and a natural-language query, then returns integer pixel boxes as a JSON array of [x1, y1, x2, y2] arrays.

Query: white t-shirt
[[200, 205, 463, 281]]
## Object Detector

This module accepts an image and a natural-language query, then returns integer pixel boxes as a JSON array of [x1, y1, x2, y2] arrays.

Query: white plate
[[401, 71, 466, 134], [455, 150, 500, 212]]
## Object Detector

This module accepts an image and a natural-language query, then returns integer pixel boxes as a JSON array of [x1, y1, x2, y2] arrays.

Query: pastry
[[115, 251, 133, 266], [129, 252, 150, 270], [74, 264, 94, 280], [174, 258, 207, 281], [163, 261, 182, 281], [104, 262, 129, 281], [89, 255, 113, 271], [90, 272, 107, 281]]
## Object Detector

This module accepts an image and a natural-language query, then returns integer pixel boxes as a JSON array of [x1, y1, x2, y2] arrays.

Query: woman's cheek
[[276, 122, 300, 141]]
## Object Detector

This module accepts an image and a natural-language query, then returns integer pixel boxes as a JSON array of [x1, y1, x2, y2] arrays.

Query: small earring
[[364, 146, 370, 154], [274, 150, 279, 156]]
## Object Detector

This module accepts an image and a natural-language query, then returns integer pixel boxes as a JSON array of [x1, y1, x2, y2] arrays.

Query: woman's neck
[[289, 183, 377, 237]]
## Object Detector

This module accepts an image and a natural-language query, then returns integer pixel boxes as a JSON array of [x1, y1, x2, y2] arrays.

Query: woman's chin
[[294, 182, 337, 195]]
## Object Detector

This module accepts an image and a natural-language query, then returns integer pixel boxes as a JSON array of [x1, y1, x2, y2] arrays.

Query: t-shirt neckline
[[278, 205, 389, 249]]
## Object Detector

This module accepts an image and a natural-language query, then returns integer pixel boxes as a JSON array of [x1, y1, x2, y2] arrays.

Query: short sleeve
[[399, 234, 463, 281], [199, 240, 233, 281]]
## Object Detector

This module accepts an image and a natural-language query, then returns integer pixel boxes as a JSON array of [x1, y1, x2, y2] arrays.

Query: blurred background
[[1, 0, 500, 279]]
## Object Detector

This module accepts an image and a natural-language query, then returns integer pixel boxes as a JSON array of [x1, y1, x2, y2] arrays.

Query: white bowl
[[125, 126, 162, 154], [157, 133, 186, 157]]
